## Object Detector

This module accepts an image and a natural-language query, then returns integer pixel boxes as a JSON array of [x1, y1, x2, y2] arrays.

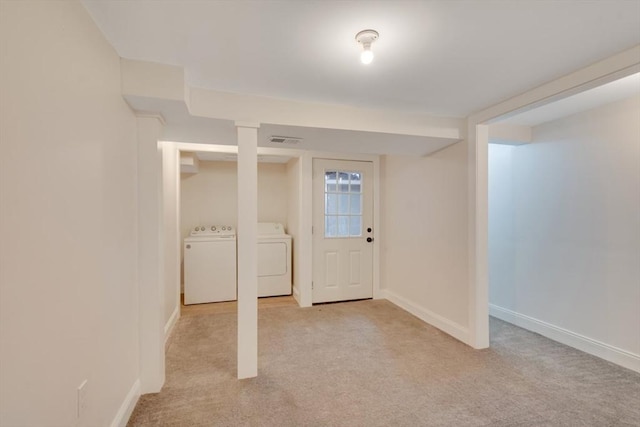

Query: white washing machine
[[184, 225, 236, 304], [258, 223, 292, 297]]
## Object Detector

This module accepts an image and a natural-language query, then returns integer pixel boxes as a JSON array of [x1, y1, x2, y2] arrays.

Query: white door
[[312, 159, 374, 303]]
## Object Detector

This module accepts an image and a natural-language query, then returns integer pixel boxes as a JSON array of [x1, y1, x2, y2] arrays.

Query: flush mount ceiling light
[[355, 29, 379, 65]]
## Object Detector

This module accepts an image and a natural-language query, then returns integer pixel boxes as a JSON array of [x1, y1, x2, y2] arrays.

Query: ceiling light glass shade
[[361, 48, 374, 64]]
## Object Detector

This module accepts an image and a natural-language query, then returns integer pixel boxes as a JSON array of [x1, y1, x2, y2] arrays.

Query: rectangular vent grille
[[269, 135, 302, 145]]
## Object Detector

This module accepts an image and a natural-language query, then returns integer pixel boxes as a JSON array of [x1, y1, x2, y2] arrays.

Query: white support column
[[298, 153, 314, 307], [137, 115, 165, 393], [161, 142, 181, 342], [236, 122, 259, 379], [468, 123, 490, 349]]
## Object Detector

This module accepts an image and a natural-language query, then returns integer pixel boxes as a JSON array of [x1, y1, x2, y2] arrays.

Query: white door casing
[[312, 159, 374, 303]]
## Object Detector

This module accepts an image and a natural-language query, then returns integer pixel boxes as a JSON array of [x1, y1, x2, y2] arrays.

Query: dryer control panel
[[257, 222, 285, 236], [190, 225, 235, 237]]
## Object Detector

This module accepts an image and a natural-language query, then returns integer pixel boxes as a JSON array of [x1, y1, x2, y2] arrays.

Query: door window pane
[[325, 193, 338, 214], [325, 216, 337, 237], [324, 169, 364, 238], [349, 194, 361, 215], [338, 172, 350, 192], [338, 216, 349, 236], [325, 171, 337, 192], [338, 194, 350, 214], [349, 216, 361, 236], [350, 173, 361, 193]]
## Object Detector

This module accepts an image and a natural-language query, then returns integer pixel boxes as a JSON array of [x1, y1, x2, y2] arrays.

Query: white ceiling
[[501, 73, 640, 126], [83, 0, 640, 117]]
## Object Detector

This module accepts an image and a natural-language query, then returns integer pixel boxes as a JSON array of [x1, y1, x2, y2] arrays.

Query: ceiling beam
[[468, 45, 640, 124], [120, 59, 464, 142]]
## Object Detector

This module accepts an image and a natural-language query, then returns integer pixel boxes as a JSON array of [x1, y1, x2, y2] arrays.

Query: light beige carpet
[[128, 299, 640, 426]]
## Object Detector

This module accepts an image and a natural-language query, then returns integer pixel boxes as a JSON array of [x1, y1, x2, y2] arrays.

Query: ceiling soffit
[[121, 59, 465, 155]]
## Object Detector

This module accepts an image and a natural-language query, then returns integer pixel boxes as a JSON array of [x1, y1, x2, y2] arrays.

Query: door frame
[[311, 158, 376, 303], [304, 152, 381, 305]]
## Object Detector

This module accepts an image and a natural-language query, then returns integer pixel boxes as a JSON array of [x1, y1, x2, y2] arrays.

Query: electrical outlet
[[77, 380, 88, 418]]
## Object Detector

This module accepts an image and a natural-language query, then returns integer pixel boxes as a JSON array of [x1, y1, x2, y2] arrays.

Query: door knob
[[367, 237, 373, 243], [367, 227, 372, 233]]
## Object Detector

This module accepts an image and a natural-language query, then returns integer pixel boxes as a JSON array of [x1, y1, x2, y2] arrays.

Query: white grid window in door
[[324, 171, 362, 238]]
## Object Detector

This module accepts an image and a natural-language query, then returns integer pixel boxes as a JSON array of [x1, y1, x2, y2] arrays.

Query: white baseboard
[[292, 285, 301, 305], [164, 305, 180, 345], [110, 379, 140, 427], [490, 304, 640, 373], [381, 289, 470, 345]]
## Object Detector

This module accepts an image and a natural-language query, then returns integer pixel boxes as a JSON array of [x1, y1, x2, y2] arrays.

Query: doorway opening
[[179, 151, 298, 309], [486, 73, 640, 371]]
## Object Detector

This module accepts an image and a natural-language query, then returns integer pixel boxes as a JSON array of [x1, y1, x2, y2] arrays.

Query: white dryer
[[257, 223, 292, 297], [184, 225, 236, 304]]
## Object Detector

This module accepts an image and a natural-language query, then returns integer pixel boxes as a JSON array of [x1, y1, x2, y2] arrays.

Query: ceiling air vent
[[268, 135, 302, 145]]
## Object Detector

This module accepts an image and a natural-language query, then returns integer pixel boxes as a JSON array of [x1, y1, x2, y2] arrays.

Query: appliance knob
[[210, 226, 215, 231], [222, 226, 226, 231], [195, 227, 200, 231]]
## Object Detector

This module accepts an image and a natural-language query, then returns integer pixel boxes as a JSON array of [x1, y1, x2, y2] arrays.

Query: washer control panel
[[190, 225, 235, 236]]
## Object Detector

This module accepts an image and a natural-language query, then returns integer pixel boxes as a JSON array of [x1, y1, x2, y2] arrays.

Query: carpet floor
[[128, 299, 640, 426]]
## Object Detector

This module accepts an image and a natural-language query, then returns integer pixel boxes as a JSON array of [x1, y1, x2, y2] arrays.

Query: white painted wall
[[258, 163, 289, 225], [489, 95, 640, 371], [137, 117, 165, 394], [180, 161, 288, 252], [380, 142, 470, 343], [487, 144, 516, 305], [181, 161, 238, 233], [162, 144, 181, 333], [286, 158, 301, 300], [297, 154, 314, 307], [0, 2, 139, 425]]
